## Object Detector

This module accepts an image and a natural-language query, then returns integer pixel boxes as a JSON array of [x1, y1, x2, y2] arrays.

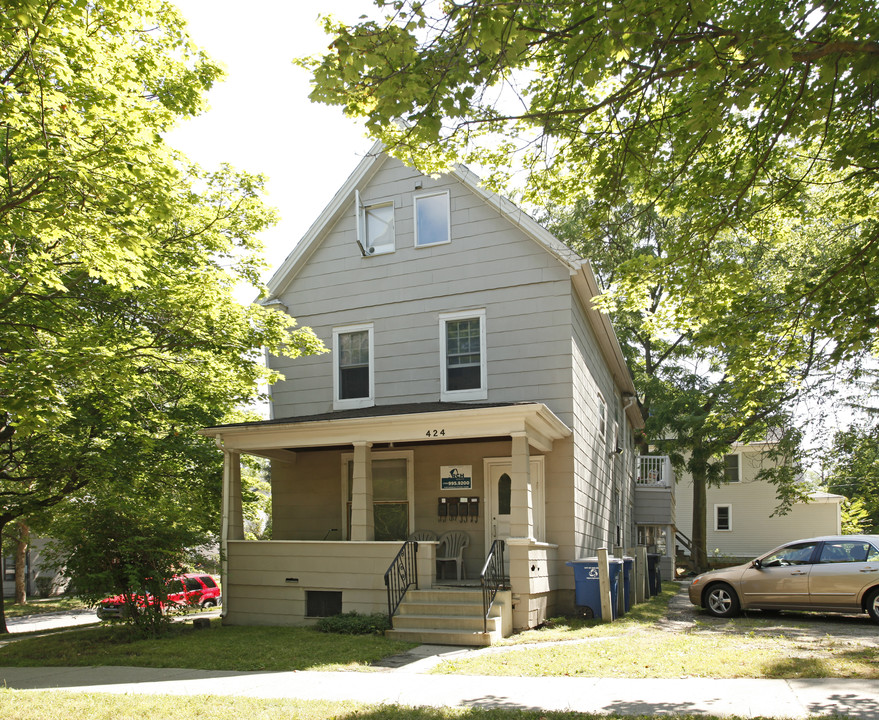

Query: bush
[[315, 611, 390, 635]]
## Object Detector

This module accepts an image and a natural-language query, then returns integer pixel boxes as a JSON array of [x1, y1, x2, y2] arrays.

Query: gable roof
[[263, 141, 642, 428]]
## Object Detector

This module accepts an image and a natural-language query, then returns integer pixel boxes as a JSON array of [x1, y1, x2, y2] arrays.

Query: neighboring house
[[675, 442, 844, 563], [2, 537, 67, 599], [201, 144, 657, 641]]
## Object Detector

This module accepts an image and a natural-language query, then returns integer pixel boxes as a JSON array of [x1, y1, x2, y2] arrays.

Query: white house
[[200, 144, 664, 643], [675, 442, 844, 562]]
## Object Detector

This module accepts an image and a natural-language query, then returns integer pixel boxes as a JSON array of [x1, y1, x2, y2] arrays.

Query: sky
[[166, 0, 375, 288]]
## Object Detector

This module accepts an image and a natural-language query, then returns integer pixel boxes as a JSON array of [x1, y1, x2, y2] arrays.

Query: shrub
[[315, 611, 390, 635]]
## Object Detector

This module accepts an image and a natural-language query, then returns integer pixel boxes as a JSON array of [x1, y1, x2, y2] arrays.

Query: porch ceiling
[[200, 402, 571, 457]]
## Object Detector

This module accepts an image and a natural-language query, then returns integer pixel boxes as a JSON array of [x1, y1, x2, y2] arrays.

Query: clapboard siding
[[269, 155, 575, 420]]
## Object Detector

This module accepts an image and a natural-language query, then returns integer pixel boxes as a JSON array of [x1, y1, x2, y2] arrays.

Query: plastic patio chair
[[437, 531, 470, 580], [408, 530, 438, 542]]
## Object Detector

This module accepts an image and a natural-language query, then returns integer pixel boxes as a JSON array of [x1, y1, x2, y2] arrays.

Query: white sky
[[167, 0, 375, 288]]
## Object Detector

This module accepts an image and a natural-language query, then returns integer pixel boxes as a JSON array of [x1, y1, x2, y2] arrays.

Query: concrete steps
[[386, 588, 507, 646]]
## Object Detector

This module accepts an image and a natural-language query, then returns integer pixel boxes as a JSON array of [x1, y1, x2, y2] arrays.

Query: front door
[[485, 457, 545, 574]]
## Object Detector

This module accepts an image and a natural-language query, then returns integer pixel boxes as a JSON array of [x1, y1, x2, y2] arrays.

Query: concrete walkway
[[2, 661, 879, 717]]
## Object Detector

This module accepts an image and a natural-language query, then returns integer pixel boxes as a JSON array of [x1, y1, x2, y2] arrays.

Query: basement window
[[306, 591, 342, 618]]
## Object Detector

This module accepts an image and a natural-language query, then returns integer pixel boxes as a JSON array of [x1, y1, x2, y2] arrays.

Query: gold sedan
[[688, 535, 879, 620]]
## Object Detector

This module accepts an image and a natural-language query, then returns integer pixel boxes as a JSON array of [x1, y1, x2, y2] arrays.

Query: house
[[675, 442, 844, 564], [2, 537, 67, 599], [200, 143, 659, 642]]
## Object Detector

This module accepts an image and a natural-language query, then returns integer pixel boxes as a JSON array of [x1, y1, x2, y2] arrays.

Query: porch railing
[[637, 455, 673, 487], [384, 540, 418, 629], [480, 539, 505, 634]]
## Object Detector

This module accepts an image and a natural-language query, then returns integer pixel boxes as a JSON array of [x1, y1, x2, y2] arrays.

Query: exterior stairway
[[385, 587, 509, 646]]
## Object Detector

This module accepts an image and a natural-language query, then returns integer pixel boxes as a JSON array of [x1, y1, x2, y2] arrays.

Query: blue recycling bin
[[566, 557, 623, 619], [647, 553, 662, 596], [622, 556, 634, 611]]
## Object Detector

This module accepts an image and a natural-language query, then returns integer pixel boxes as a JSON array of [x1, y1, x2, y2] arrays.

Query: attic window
[[415, 191, 450, 247], [356, 191, 395, 255]]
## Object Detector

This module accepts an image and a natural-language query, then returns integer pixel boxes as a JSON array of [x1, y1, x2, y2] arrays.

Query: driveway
[[662, 580, 879, 655]]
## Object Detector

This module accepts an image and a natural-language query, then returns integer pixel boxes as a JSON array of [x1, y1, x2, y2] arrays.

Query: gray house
[[202, 144, 666, 643]]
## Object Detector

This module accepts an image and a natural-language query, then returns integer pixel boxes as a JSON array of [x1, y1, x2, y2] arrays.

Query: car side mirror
[[752, 559, 762, 569]]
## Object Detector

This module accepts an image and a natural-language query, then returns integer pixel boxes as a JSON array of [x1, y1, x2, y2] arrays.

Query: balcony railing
[[637, 455, 673, 487]]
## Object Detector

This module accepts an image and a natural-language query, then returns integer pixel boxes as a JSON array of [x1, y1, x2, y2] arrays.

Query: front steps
[[386, 587, 508, 646]]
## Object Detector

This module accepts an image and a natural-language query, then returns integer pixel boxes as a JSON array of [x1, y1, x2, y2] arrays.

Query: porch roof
[[200, 402, 571, 458]]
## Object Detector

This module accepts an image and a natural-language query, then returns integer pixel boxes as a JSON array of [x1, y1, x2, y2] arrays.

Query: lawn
[[0, 691, 841, 720], [0, 619, 416, 672]]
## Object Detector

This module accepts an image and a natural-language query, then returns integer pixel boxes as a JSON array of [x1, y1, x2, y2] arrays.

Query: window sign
[[441, 465, 472, 490]]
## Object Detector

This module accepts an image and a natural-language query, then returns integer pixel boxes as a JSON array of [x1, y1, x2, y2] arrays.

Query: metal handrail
[[480, 539, 505, 634], [384, 540, 418, 628]]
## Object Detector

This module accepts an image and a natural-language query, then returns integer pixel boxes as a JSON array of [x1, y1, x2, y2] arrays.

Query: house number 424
[[425, 429, 446, 437]]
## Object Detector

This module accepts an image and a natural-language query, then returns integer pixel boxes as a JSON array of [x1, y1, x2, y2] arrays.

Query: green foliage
[[0, 0, 326, 632], [315, 611, 391, 636], [45, 488, 208, 636], [825, 421, 879, 533], [303, 0, 879, 376], [840, 497, 870, 535]]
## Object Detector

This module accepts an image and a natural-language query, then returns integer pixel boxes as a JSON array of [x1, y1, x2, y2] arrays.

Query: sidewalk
[[2, 661, 879, 718]]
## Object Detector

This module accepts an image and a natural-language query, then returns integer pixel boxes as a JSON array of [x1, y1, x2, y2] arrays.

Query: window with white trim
[[597, 393, 607, 437], [414, 190, 451, 247], [333, 324, 374, 409], [714, 504, 732, 531], [723, 454, 741, 483], [440, 310, 487, 401], [356, 191, 395, 255]]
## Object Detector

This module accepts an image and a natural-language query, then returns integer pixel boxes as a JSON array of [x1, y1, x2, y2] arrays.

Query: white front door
[[484, 457, 545, 570]]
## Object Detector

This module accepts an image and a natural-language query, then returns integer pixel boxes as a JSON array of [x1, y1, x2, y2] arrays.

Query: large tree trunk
[[14, 521, 29, 605], [0, 522, 8, 634], [690, 448, 710, 574]]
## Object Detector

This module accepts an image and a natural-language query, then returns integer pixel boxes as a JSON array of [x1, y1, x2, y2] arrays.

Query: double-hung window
[[440, 309, 486, 401], [356, 190, 395, 255], [414, 190, 451, 247], [333, 323, 374, 409], [714, 504, 732, 532], [723, 454, 741, 483], [342, 452, 414, 541]]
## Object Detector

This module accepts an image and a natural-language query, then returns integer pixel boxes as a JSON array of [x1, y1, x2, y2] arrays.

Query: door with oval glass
[[484, 457, 545, 576]]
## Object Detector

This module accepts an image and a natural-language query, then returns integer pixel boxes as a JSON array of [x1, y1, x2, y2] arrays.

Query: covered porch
[[201, 402, 572, 636]]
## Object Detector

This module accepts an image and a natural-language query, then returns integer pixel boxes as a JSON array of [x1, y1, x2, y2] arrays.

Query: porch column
[[223, 451, 244, 542], [349, 441, 374, 541], [509, 432, 532, 539]]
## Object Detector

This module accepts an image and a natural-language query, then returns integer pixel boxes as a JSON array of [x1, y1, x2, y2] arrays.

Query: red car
[[96, 573, 222, 620]]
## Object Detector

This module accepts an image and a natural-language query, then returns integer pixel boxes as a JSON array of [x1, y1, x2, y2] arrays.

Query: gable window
[[415, 191, 451, 247], [714, 504, 732, 532], [356, 191, 395, 255], [440, 309, 487, 401], [333, 324, 374, 409], [723, 454, 741, 483]]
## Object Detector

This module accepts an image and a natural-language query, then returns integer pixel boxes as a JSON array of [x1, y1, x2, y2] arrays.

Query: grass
[[0, 692, 844, 720], [0, 618, 416, 672], [431, 583, 879, 679], [3, 596, 89, 618], [2, 583, 877, 680]]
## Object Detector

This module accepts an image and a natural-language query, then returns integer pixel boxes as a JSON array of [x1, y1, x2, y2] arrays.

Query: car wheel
[[865, 587, 879, 623], [704, 583, 741, 618], [202, 599, 216, 608]]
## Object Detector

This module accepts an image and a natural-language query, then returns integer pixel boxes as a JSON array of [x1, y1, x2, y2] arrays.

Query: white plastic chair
[[437, 531, 470, 580]]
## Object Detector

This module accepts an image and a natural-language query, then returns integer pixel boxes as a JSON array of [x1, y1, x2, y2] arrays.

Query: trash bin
[[621, 556, 634, 611], [566, 557, 624, 619], [646, 553, 662, 596]]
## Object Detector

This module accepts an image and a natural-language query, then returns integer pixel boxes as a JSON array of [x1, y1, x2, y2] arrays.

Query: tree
[[824, 421, 879, 532], [0, 0, 325, 633], [547, 202, 815, 570], [303, 0, 879, 373]]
